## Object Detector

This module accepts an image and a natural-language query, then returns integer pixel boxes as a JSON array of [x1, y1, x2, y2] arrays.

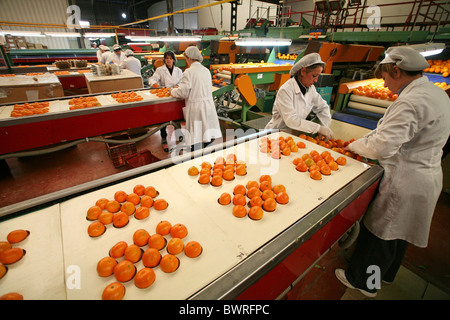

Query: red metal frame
[[235, 180, 379, 300]]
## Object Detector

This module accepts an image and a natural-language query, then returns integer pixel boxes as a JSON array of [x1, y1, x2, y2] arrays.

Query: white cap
[[290, 53, 325, 75], [124, 49, 134, 56], [112, 44, 121, 51], [102, 45, 110, 51], [380, 46, 429, 71], [183, 46, 203, 62]]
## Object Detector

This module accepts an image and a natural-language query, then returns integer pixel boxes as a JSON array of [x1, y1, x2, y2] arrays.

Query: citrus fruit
[[144, 186, 158, 198], [154, 199, 168, 210], [126, 193, 140, 205], [320, 165, 331, 176], [0, 293, 23, 300], [276, 192, 289, 204], [247, 187, 261, 198], [134, 267, 156, 289], [262, 197, 277, 212], [95, 198, 109, 210], [133, 229, 150, 247], [0, 248, 25, 265], [109, 241, 128, 259], [87, 221, 106, 237], [222, 169, 235, 181], [232, 194, 246, 206], [188, 166, 199, 176], [336, 156, 347, 165], [142, 248, 162, 267], [120, 202, 136, 216], [0, 265, 7, 280], [184, 241, 202, 258], [232, 205, 247, 218], [249, 196, 263, 207], [133, 184, 146, 196], [97, 256, 118, 277], [259, 180, 272, 192], [211, 175, 223, 186], [114, 190, 127, 203], [148, 234, 166, 250], [6, 230, 30, 244], [134, 206, 150, 220], [86, 206, 102, 221], [201, 161, 212, 169], [261, 189, 276, 201], [297, 141, 306, 148], [296, 162, 308, 172], [246, 180, 259, 190], [248, 206, 264, 220], [328, 161, 339, 171], [167, 238, 184, 255], [272, 184, 286, 194], [156, 220, 172, 235], [105, 200, 120, 213], [170, 224, 188, 239], [112, 211, 129, 228], [0, 241, 12, 255], [160, 254, 180, 273], [124, 244, 143, 263], [235, 165, 247, 176], [102, 282, 125, 300], [233, 184, 246, 195], [218, 192, 231, 205], [140, 195, 153, 208], [310, 169, 322, 180], [198, 173, 210, 184]]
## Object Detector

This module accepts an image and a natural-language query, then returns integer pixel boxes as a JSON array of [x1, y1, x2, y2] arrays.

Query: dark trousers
[[345, 224, 409, 293]]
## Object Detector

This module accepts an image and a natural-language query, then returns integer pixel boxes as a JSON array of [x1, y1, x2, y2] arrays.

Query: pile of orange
[[212, 74, 227, 86], [68, 96, 101, 110], [293, 149, 347, 181], [10, 101, 50, 117], [77, 70, 91, 74], [150, 87, 171, 98], [424, 59, 450, 77], [54, 71, 70, 75], [187, 154, 247, 186], [111, 91, 144, 103], [218, 175, 289, 220], [98, 222, 202, 300], [0, 74, 15, 77], [259, 136, 300, 159], [352, 83, 398, 102], [0, 229, 29, 300], [86, 184, 169, 238], [25, 72, 44, 76], [433, 81, 448, 89]]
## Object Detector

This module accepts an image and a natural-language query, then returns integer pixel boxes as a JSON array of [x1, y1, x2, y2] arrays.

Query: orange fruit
[[233, 184, 246, 195], [249, 196, 263, 207], [262, 197, 277, 212], [148, 234, 166, 250], [170, 224, 188, 239], [276, 192, 289, 204], [271, 149, 281, 159], [6, 230, 30, 244], [133, 229, 150, 247], [156, 220, 172, 236], [140, 195, 153, 208], [328, 161, 339, 171], [320, 165, 331, 176], [184, 241, 202, 258], [87, 221, 106, 237], [114, 190, 127, 203], [248, 206, 264, 220], [134, 206, 150, 220], [0, 248, 25, 265], [114, 260, 136, 282], [0, 242, 12, 256], [259, 180, 272, 192], [232, 205, 247, 218], [188, 166, 199, 176], [97, 256, 118, 277], [112, 211, 129, 228], [293, 158, 302, 165], [126, 193, 140, 205], [261, 189, 276, 201], [102, 282, 125, 300], [201, 161, 212, 169], [198, 173, 211, 184], [160, 254, 180, 273], [167, 238, 184, 255], [246, 180, 259, 190], [109, 241, 128, 259], [144, 186, 158, 198], [232, 194, 247, 206], [134, 267, 156, 289], [222, 169, 235, 181], [105, 200, 120, 213], [282, 147, 291, 156], [336, 156, 347, 165], [218, 192, 231, 205], [235, 165, 247, 176], [142, 248, 162, 267], [296, 162, 308, 172], [297, 141, 306, 148], [212, 168, 223, 177], [211, 175, 223, 186], [95, 198, 109, 210], [272, 184, 286, 195], [0, 265, 7, 280], [133, 184, 146, 196], [310, 169, 322, 180], [200, 167, 211, 176], [153, 199, 168, 210], [324, 155, 335, 164], [247, 187, 261, 199], [124, 244, 143, 263], [120, 202, 136, 216], [86, 206, 102, 221]]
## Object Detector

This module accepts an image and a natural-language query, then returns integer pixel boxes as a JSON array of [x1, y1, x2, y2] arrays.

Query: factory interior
[[0, 0, 449, 301]]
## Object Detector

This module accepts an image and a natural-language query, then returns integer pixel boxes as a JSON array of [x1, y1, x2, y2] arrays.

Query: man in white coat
[[335, 46, 450, 297], [108, 44, 125, 65], [170, 46, 222, 151], [120, 49, 142, 75], [100, 46, 111, 64], [265, 53, 334, 140]]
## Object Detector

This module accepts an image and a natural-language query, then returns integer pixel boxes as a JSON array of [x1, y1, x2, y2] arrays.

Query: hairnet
[[380, 46, 429, 71], [124, 49, 134, 56], [290, 53, 325, 75], [183, 46, 203, 62], [112, 44, 121, 51]]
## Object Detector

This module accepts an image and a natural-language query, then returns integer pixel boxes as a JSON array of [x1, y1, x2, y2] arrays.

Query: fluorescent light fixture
[[1, 30, 45, 37], [235, 37, 292, 46], [125, 36, 160, 42], [84, 33, 115, 39], [405, 42, 445, 57], [44, 32, 81, 37], [159, 36, 202, 42], [80, 21, 90, 28]]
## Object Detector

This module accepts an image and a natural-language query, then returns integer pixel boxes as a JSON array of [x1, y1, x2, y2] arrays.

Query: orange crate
[[105, 133, 137, 168]]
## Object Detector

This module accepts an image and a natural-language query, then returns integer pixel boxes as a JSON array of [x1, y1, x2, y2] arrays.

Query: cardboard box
[[35, 43, 43, 49], [84, 70, 143, 94]]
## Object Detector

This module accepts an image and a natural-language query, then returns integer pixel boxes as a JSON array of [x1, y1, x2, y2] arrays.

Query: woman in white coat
[[335, 47, 450, 297], [265, 53, 334, 140], [170, 46, 222, 151], [148, 51, 183, 145]]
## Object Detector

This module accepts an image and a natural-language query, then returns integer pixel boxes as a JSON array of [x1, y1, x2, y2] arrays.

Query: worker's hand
[[317, 126, 335, 141]]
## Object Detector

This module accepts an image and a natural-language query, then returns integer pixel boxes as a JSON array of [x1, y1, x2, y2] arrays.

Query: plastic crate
[[124, 150, 158, 169], [105, 133, 137, 168]]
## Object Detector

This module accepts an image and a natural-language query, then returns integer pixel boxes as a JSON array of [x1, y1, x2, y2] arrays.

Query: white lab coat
[[96, 49, 103, 63], [120, 56, 142, 75], [108, 52, 125, 65], [170, 61, 222, 146], [148, 64, 183, 88], [349, 76, 450, 247], [265, 77, 331, 133], [100, 51, 111, 64]]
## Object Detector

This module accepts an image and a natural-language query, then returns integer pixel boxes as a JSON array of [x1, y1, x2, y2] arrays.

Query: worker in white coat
[[148, 51, 183, 89], [100, 46, 111, 64], [335, 46, 450, 298], [265, 53, 334, 140], [120, 49, 142, 75], [170, 46, 222, 151], [96, 45, 107, 63], [148, 51, 183, 145], [108, 44, 125, 65]]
